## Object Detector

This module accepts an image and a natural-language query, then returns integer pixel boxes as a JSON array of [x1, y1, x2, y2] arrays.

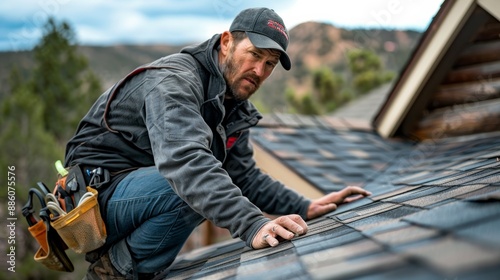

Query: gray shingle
[[402, 200, 500, 230], [402, 237, 500, 275], [455, 216, 500, 248]]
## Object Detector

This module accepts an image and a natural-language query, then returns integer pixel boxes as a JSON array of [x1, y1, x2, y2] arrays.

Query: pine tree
[[0, 17, 102, 279], [31, 17, 101, 142], [1, 17, 101, 187]]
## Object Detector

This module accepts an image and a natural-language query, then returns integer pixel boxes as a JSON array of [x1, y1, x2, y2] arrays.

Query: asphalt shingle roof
[[157, 114, 500, 280]]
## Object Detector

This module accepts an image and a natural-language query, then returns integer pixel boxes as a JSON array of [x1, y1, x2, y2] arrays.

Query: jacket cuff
[[299, 199, 312, 220], [242, 217, 271, 249]]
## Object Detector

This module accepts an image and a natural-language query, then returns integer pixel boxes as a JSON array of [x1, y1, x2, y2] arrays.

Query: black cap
[[230, 7, 291, 70]]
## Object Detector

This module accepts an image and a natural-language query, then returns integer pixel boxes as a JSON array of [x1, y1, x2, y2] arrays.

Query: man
[[66, 7, 371, 279]]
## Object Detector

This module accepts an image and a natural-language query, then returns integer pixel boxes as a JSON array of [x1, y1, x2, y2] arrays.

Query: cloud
[[282, 0, 443, 30], [0, 0, 442, 51]]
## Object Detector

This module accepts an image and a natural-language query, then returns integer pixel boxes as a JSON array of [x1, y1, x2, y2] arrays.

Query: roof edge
[[478, 0, 500, 21], [373, 0, 477, 138]]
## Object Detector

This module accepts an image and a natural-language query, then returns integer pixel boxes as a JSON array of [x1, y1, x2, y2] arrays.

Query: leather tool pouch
[[22, 186, 74, 272]]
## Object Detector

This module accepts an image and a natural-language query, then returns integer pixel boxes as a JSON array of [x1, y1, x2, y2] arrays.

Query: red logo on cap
[[267, 20, 288, 41]]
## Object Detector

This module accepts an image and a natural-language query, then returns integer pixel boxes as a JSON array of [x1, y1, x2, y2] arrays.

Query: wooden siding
[[413, 13, 500, 139]]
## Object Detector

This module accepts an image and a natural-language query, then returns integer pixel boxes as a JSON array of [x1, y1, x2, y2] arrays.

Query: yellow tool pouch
[[51, 187, 107, 253]]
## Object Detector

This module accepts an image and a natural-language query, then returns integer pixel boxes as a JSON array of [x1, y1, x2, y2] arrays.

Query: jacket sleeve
[[224, 130, 311, 219], [143, 63, 269, 247]]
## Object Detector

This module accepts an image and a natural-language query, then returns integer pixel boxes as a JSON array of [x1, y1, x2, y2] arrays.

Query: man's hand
[[307, 186, 371, 220], [251, 214, 308, 249]]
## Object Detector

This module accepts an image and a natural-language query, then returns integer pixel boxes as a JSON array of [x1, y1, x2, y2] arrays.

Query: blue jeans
[[104, 166, 204, 275]]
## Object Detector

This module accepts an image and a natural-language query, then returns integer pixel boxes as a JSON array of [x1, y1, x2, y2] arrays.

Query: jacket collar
[[181, 34, 263, 124], [181, 34, 223, 100]]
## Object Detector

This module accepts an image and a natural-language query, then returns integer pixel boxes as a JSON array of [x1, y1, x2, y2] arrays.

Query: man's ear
[[220, 31, 232, 57]]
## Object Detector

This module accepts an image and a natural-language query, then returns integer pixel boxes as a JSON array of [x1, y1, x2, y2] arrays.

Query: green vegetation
[[285, 48, 394, 115], [286, 67, 347, 115], [0, 17, 101, 279], [347, 49, 395, 94]]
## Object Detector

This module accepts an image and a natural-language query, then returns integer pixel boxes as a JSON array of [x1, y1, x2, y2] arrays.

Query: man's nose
[[252, 61, 266, 78]]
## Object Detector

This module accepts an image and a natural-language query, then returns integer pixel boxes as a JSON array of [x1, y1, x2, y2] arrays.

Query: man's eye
[[267, 61, 277, 67], [251, 51, 259, 58]]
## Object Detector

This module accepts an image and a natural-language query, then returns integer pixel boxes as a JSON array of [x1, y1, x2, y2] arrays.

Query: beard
[[220, 48, 260, 101]]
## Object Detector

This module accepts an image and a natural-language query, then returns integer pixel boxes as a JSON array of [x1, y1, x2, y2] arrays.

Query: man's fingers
[[341, 186, 372, 197], [275, 215, 307, 235], [343, 194, 365, 203], [311, 203, 337, 218], [253, 227, 275, 249], [334, 187, 371, 205], [263, 232, 279, 247], [321, 203, 337, 215], [271, 224, 301, 240], [252, 215, 309, 249], [270, 216, 307, 245]]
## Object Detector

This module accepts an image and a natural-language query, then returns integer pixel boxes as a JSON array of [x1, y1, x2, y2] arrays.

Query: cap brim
[[246, 32, 291, 71]]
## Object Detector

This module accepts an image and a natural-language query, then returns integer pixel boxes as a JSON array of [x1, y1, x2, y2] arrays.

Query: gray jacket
[[65, 34, 311, 247]]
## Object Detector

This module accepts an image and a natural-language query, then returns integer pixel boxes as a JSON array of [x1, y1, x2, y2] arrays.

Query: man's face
[[221, 37, 280, 101]]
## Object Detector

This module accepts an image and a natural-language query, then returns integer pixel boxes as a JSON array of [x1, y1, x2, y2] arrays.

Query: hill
[[0, 22, 421, 111]]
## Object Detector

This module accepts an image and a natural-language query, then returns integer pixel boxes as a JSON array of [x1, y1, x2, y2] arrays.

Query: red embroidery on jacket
[[226, 136, 238, 149]]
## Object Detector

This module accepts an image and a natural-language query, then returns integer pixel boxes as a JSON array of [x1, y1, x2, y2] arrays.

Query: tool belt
[[22, 161, 110, 272]]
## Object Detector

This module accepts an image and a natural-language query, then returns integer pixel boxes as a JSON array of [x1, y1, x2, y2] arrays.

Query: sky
[[0, 0, 444, 52]]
